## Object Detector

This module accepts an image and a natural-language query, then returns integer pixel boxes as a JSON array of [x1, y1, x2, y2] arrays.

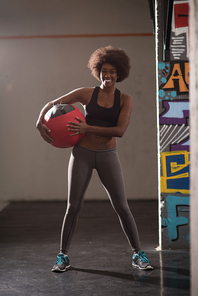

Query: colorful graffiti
[[158, 0, 190, 249], [161, 193, 189, 248], [159, 61, 189, 154], [161, 150, 190, 194], [160, 61, 189, 93]]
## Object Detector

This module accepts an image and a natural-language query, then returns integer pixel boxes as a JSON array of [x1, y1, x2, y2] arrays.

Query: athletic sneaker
[[132, 251, 153, 270], [51, 253, 70, 272]]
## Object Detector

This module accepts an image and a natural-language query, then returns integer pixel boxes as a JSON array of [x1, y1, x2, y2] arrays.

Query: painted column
[[189, 0, 198, 294], [156, 0, 190, 249]]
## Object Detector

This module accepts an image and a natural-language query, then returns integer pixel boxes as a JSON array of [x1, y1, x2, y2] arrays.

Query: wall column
[[189, 0, 198, 295], [156, 0, 190, 250]]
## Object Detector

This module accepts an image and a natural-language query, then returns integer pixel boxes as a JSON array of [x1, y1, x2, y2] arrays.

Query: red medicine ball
[[43, 104, 85, 148]]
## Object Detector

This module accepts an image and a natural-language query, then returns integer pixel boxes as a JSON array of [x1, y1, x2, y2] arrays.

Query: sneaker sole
[[132, 263, 153, 270], [51, 265, 71, 272]]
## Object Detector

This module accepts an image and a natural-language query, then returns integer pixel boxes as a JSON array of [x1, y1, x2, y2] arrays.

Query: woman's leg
[[60, 146, 94, 254], [96, 149, 141, 253]]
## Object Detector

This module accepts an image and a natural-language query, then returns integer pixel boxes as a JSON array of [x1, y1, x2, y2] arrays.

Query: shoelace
[[137, 251, 150, 263], [55, 254, 69, 264]]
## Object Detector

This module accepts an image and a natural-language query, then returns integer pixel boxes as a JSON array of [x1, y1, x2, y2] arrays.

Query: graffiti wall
[[158, 0, 190, 249]]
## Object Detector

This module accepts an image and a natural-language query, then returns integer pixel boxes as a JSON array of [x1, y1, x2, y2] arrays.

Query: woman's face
[[100, 63, 118, 87]]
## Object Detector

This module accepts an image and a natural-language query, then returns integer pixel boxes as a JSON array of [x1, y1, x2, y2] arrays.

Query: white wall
[[0, 0, 157, 201]]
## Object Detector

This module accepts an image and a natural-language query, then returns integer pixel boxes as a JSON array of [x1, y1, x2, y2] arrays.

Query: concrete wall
[[156, 0, 190, 249], [189, 0, 198, 294], [0, 0, 157, 201]]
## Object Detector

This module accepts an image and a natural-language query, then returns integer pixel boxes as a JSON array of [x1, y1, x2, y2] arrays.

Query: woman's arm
[[36, 88, 91, 128], [36, 87, 92, 143], [68, 93, 133, 138]]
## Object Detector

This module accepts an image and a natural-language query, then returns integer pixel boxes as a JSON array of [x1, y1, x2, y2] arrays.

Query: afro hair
[[87, 46, 131, 83]]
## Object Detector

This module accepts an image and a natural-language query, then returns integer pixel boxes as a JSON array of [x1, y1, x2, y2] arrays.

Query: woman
[[36, 46, 153, 271]]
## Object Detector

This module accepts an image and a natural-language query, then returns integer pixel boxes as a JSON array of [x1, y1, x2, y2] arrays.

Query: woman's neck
[[100, 84, 116, 95]]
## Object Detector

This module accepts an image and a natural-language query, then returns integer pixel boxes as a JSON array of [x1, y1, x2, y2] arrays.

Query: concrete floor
[[0, 200, 190, 295]]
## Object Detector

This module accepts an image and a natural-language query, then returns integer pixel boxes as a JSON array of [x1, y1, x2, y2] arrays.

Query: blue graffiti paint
[[166, 178, 189, 190], [171, 91, 177, 97], [186, 234, 190, 244], [159, 101, 189, 124], [161, 77, 167, 83], [165, 153, 188, 177], [159, 62, 165, 70], [159, 89, 165, 98], [161, 195, 190, 243]]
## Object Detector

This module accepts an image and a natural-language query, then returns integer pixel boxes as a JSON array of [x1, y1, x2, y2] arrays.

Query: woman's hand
[[37, 123, 54, 144], [67, 117, 88, 136]]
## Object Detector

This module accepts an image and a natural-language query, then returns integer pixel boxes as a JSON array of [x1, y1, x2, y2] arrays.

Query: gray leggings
[[60, 145, 141, 254]]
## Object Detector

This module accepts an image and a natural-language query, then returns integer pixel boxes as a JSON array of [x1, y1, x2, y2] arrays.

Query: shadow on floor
[[0, 201, 190, 296]]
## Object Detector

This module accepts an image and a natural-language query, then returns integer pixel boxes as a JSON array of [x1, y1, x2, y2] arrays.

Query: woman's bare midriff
[[77, 133, 117, 150]]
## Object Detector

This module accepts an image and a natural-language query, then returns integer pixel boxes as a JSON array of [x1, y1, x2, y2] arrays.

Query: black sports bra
[[85, 86, 121, 127]]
